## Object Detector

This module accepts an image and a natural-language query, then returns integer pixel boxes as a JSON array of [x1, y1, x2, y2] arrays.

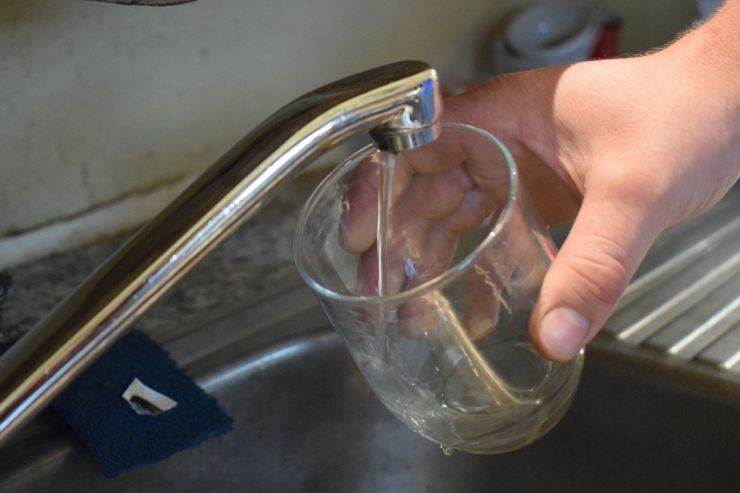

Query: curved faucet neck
[[0, 61, 442, 446]]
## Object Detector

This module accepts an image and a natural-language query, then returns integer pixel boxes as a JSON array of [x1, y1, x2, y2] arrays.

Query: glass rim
[[293, 122, 519, 305]]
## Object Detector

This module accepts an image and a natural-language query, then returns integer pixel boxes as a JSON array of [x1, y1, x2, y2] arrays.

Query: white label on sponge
[[122, 378, 178, 416]]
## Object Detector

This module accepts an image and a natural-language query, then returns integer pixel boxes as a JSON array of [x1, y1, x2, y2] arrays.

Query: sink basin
[[1, 280, 740, 492]]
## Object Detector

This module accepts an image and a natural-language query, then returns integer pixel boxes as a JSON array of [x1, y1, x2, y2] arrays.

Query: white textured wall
[[0, 0, 696, 240]]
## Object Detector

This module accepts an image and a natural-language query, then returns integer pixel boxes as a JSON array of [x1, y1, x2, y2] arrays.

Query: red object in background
[[589, 22, 621, 60]]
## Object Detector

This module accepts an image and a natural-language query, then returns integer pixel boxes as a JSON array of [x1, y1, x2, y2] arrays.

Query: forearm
[[662, 0, 740, 137], [672, 0, 740, 79]]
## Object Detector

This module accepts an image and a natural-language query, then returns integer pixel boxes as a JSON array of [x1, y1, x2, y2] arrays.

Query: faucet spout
[[0, 61, 442, 445]]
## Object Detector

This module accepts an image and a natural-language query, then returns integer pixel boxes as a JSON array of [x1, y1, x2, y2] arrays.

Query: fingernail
[[540, 307, 590, 360]]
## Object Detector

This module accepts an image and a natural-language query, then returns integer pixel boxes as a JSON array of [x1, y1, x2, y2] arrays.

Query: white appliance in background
[[490, 1, 620, 76]]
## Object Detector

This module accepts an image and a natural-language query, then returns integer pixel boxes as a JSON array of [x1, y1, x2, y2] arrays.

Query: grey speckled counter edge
[[0, 176, 324, 355]]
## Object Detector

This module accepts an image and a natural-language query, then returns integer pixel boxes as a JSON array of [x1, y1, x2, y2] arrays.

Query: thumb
[[529, 186, 663, 361]]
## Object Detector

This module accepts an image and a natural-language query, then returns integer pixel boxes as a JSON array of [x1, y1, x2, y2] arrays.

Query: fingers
[[339, 121, 503, 256], [529, 183, 663, 361], [353, 166, 478, 296], [339, 153, 412, 255], [339, 131, 472, 255]]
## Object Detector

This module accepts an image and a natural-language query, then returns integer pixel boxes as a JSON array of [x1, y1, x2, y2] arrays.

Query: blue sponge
[[51, 330, 233, 477]]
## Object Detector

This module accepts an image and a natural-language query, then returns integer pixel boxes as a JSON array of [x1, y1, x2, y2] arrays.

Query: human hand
[[451, 3, 740, 360], [341, 1, 740, 361]]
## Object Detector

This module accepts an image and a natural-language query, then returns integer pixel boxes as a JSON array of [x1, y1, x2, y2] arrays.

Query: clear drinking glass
[[294, 123, 583, 454]]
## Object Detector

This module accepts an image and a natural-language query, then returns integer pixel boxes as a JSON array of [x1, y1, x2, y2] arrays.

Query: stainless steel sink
[[1, 276, 740, 492], [5, 185, 740, 492]]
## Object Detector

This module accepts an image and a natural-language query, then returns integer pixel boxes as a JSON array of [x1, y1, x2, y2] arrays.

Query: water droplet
[[440, 445, 454, 456]]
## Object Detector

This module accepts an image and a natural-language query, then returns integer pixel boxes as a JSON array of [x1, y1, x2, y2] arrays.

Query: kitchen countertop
[[0, 175, 323, 355]]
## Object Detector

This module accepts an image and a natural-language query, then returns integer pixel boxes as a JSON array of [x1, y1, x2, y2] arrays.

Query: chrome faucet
[[0, 61, 442, 445]]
